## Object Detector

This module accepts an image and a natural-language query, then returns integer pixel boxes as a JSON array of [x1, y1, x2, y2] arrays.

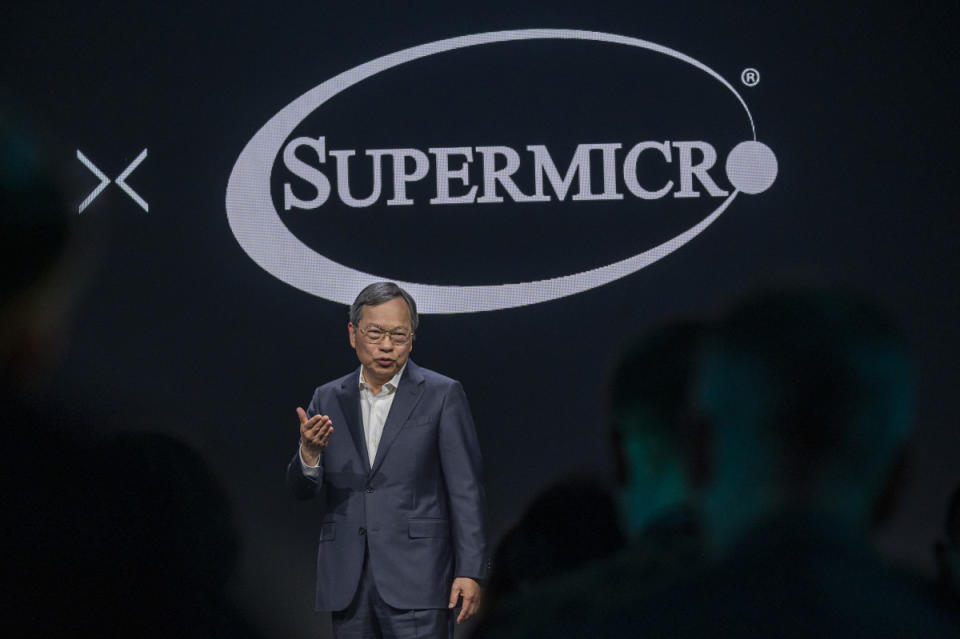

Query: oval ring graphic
[[226, 29, 764, 313]]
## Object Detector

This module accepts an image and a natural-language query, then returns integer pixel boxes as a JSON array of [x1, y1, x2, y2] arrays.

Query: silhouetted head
[[694, 286, 915, 550], [485, 475, 625, 603], [74, 431, 241, 630], [608, 320, 705, 536]]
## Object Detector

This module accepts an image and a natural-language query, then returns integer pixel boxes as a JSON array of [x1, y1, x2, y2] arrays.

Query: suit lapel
[[369, 361, 425, 477], [336, 369, 371, 472]]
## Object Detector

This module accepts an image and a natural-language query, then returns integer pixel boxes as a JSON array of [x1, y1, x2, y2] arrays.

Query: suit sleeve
[[285, 388, 325, 500], [437, 381, 488, 581]]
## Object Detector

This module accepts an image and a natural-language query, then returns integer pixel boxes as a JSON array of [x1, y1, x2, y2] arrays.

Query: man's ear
[[347, 323, 356, 348]]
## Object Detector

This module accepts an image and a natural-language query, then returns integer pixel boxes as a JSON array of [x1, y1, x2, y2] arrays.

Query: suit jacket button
[[359, 527, 366, 535], [366, 487, 374, 493]]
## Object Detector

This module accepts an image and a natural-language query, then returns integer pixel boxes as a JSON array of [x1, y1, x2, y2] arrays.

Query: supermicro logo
[[226, 29, 777, 313]]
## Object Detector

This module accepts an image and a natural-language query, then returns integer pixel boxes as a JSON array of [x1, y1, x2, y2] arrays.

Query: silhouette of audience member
[[473, 321, 706, 638], [69, 432, 258, 637], [607, 320, 705, 549], [934, 482, 960, 608], [482, 476, 626, 610], [1, 117, 260, 637], [475, 288, 958, 638], [612, 287, 956, 638], [1, 113, 83, 635], [0, 115, 75, 390]]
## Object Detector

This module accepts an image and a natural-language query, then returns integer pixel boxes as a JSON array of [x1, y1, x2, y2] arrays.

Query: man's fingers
[[298, 409, 326, 431], [457, 606, 470, 624], [311, 420, 332, 438], [305, 426, 332, 442], [448, 586, 460, 609], [303, 417, 323, 433], [318, 428, 333, 446], [300, 415, 333, 451], [300, 414, 329, 435], [457, 593, 478, 623]]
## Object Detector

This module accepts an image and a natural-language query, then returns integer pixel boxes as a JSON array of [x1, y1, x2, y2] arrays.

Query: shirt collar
[[358, 362, 407, 393]]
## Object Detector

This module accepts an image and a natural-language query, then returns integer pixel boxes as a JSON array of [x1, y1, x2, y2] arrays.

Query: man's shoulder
[[405, 360, 461, 389], [312, 369, 359, 395]]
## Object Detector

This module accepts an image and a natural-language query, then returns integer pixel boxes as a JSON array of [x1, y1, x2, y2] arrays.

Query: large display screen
[[4, 3, 958, 637]]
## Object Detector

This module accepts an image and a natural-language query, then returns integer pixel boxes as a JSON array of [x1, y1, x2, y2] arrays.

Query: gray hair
[[350, 282, 419, 333]]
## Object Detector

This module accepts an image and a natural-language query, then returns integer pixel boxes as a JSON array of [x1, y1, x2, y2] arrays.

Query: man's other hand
[[448, 577, 482, 623], [298, 407, 333, 465]]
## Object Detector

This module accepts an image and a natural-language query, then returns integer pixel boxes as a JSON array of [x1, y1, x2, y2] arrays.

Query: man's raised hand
[[298, 407, 333, 465]]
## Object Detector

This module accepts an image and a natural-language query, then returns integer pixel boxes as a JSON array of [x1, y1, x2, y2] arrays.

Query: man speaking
[[287, 282, 488, 638]]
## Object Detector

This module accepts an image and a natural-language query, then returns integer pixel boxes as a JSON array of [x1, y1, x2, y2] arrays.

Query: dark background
[[4, 2, 958, 637]]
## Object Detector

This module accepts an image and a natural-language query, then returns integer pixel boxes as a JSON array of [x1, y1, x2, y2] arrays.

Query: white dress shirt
[[300, 364, 406, 474], [358, 364, 404, 465]]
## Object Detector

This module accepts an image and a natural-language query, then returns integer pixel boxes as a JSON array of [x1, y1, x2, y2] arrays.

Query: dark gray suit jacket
[[287, 360, 488, 611]]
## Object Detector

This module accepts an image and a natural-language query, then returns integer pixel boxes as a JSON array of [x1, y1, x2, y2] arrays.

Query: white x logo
[[77, 149, 149, 213]]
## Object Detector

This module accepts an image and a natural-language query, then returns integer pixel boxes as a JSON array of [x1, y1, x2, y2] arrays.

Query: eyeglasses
[[358, 325, 414, 345]]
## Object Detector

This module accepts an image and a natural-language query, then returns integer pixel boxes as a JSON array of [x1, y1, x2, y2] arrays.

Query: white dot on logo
[[725, 141, 778, 195]]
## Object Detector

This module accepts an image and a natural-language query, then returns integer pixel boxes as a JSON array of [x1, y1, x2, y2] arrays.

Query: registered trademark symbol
[[741, 68, 760, 87]]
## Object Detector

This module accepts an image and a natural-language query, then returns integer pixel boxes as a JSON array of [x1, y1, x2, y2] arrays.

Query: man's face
[[348, 296, 414, 387]]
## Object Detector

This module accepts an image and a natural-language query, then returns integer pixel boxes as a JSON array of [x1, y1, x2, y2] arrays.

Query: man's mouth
[[376, 359, 394, 367]]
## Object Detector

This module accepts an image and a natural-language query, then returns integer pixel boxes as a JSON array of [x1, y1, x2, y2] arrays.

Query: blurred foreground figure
[[476, 287, 958, 638], [1, 115, 82, 636], [473, 321, 706, 638], [628, 287, 956, 637], [481, 475, 626, 614], [1, 117, 259, 637], [0, 116, 74, 388], [606, 321, 705, 562]]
